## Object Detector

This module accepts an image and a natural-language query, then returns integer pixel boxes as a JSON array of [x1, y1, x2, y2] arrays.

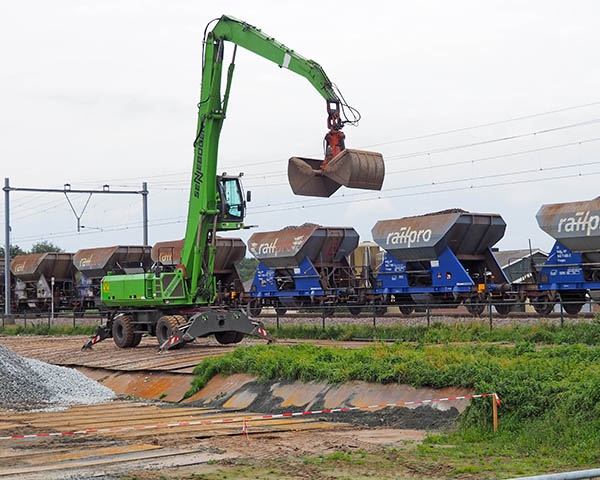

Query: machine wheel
[[348, 305, 363, 316], [494, 303, 512, 316], [131, 333, 143, 347], [215, 331, 245, 345], [321, 305, 336, 317], [274, 306, 287, 316], [465, 298, 485, 317], [531, 295, 554, 316], [398, 305, 414, 316], [112, 315, 137, 348], [156, 315, 186, 348]]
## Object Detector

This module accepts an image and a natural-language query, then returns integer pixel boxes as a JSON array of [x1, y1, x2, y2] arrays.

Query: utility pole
[[3, 178, 149, 316], [3, 178, 10, 319]]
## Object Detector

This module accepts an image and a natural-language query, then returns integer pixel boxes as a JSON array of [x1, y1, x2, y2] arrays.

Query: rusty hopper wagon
[[371, 210, 511, 315], [247, 224, 359, 315], [73, 246, 152, 312], [10, 252, 76, 312], [519, 196, 600, 315], [152, 237, 246, 308]]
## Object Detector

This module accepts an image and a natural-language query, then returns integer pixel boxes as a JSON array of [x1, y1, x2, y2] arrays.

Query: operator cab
[[217, 174, 247, 226]]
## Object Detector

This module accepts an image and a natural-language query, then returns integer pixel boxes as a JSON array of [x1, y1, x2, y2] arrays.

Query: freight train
[[2, 196, 600, 318], [2, 237, 245, 315], [245, 197, 600, 317]]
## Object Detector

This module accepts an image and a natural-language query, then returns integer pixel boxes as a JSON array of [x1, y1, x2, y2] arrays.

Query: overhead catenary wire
[[49, 99, 600, 187], [13, 162, 600, 244], [239, 118, 600, 181], [8, 101, 600, 245], [242, 136, 600, 192]]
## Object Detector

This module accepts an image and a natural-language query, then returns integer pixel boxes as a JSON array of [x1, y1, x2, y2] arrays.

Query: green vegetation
[[0, 241, 63, 257], [188, 324, 600, 472], [0, 323, 96, 336], [271, 320, 600, 345], [236, 257, 259, 282]]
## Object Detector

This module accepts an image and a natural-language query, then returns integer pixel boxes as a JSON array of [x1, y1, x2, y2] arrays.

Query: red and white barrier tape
[[0, 392, 500, 441]]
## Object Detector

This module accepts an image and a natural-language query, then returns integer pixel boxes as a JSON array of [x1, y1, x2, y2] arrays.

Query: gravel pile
[[0, 343, 115, 411]]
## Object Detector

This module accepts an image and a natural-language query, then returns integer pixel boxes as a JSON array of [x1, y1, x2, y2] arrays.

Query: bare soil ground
[[0, 334, 472, 479]]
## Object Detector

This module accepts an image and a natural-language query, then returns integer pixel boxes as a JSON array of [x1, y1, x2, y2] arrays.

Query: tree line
[[0, 241, 63, 258]]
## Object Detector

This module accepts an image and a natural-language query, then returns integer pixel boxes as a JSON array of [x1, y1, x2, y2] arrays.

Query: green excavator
[[83, 15, 385, 351]]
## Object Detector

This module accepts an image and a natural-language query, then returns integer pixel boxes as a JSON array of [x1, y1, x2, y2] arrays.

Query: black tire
[[131, 332, 143, 347], [156, 315, 186, 349], [215, 331, 245, 345], [112, 315, 137, 348]]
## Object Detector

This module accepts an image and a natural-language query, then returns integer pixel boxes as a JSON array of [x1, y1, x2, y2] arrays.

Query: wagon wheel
[[321, 305, 336, 317], [248, 299, 262, 317], [372, 298, 387, 316], [531, 295, 554, 316], [560, 292, 586, 315], [494, 303, 512, 316], [562, 302, 584, 315], [465, 298, 485, 317]]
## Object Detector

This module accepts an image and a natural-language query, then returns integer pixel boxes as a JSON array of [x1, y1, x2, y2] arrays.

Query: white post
[[51, 276, 55, 321]]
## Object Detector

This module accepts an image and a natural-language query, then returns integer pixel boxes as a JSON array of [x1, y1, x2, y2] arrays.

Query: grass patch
[[188, 339, 600, 470], [270, 320, 600, 345], [0, 324, 96, 336]]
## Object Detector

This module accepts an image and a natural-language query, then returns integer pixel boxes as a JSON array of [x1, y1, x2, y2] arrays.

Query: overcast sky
[[2, 0, 600, 256]]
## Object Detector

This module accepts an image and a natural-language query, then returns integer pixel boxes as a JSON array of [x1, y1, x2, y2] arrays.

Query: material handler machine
[[83, 15, 384, 350]]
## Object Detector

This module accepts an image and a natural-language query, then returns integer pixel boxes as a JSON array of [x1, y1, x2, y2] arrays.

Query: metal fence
[[508, 468, 600, 480]]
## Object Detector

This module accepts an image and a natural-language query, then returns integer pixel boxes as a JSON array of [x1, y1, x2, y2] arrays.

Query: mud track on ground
[[0, 335, 473, 479]]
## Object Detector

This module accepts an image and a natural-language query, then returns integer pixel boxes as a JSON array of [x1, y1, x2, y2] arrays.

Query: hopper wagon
[[247, 224, 360, 315], [73, 246, 152, 311], [10, 252, 76, 312], [519, 197, 600, 315], [152, 237, 246, 308], [371, 210, 511, 315]]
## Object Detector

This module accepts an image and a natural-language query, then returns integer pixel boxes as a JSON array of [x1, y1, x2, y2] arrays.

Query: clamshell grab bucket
[[288, 148, 385, 197]]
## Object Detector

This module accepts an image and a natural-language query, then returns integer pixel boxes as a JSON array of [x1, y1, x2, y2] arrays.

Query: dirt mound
[[185, 375, 470, 431], [0, 343, 115, 411]]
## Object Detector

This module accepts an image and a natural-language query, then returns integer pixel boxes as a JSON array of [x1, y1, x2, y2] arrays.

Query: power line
[[14, 161, 598, 244], [36, 99, 600, 187], [242, 136, 600, 193], [359, 100, 600, 149], [238, 118, 600, 181]]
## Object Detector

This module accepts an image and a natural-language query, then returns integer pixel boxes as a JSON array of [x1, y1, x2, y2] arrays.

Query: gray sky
[[2, 0, 600, 255]]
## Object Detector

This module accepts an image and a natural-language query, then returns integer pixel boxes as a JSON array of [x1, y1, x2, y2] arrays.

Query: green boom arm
[[181, 15, 344, 303]]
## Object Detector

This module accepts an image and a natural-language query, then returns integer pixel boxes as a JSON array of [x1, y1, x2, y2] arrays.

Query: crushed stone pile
[[0, 343, 115, 410]]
